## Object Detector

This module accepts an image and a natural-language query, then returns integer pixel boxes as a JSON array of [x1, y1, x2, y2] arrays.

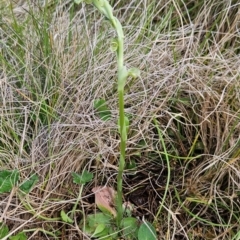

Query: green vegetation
[[0, 0, 240, 239]]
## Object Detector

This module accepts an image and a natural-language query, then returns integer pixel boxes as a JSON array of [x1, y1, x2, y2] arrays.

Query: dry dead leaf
[[92, 186, 117, 217]]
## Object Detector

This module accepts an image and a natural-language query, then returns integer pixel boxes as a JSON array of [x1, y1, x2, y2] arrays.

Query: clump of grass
[[0, 0, 240, 239]]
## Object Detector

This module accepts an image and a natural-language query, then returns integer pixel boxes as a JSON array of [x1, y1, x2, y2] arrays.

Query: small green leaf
[[19, 174, 39, 194], [138, 221, 157, 240], [128, 68, 140, 78], [9, 232, 27, 240], [94, 99, 111, 121], [60, 210, 73, 223], [0, 170, 19, 193], [82, 213, 116, 239], [92, 223, 106, 237], [0, 223, 9, 239], [97, 204, 116, 217], [82, 213, 112, 235], [110, 38, 118, 52], [72, 170, 93, 185], [121, 217, 138, 238], [86, 213, 112, 228], [118, 66, 128, 90]]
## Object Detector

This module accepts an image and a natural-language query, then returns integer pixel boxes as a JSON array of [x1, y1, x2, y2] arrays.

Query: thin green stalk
[[116, 89, 126, 226], [71, 184, 84, 219], [75, 0, 139, 228], [84, 0, 127, 227]]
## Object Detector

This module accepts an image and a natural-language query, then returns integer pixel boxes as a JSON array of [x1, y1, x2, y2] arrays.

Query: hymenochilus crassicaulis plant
[[74, 0, 140, 226]]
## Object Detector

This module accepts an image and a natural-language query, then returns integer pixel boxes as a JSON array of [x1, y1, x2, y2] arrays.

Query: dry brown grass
[[0, 0, 240, 239]]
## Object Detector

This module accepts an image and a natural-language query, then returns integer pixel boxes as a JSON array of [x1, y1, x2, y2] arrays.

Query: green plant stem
[[116, 89, 126, 226], [115, 22, 126, 228], [118, 90, 126, 159], [115, 19, 124, 68], [108, 10, 126, 228], [71, 184, 84, 219], [81, 0, 127, 227]]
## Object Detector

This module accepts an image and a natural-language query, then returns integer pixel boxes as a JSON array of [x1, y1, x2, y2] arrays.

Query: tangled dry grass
[[0, 0, 240, 239]]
